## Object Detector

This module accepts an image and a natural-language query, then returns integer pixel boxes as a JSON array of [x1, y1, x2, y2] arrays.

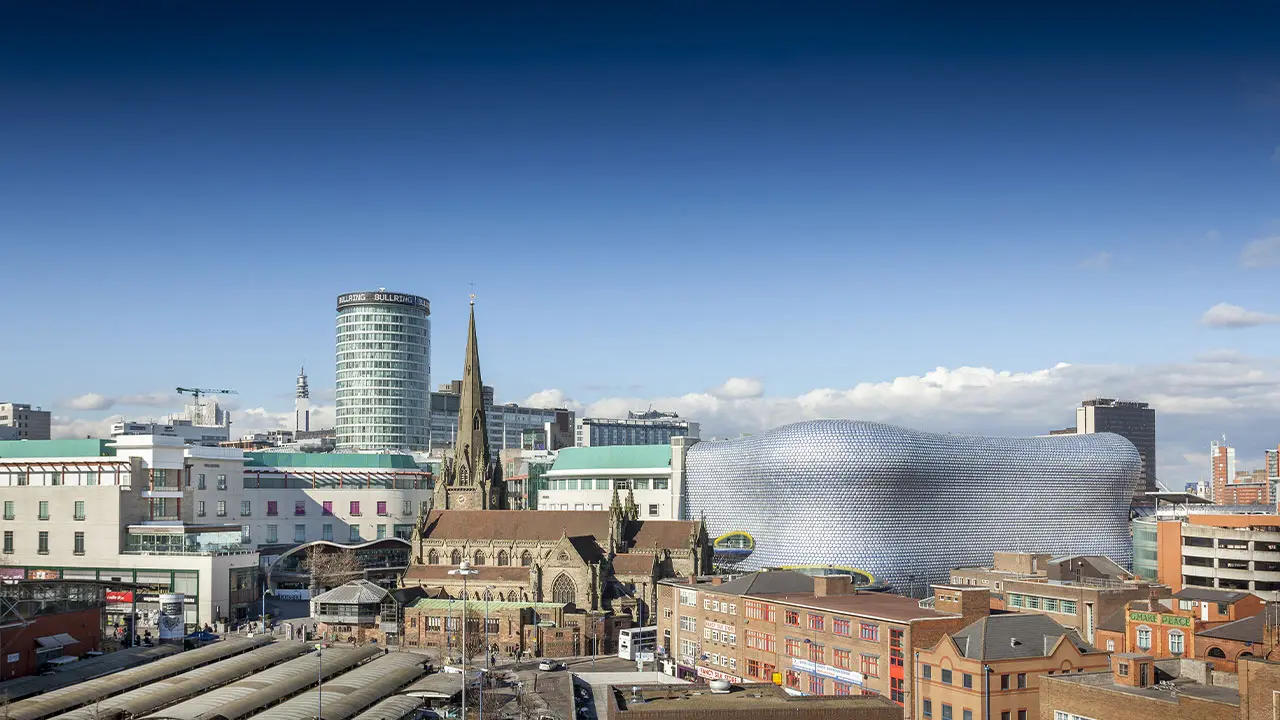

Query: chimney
[[814, 575, 853, 597], [711, 576, 723, 586]]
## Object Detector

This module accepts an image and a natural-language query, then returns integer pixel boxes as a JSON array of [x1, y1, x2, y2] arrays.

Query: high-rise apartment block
[[0, 402, 51, 440], [575, 411, 699, 447], [1076, 398, 1157, 497], [334, 290, 431, 451]]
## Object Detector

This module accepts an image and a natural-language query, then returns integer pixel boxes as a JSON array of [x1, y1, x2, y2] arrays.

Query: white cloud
[[50, 414, 124, 440], [712, 377, 764, 399], [1078, 252, 1112, 271], [1200, 303, 1280, 329], [60, 391, 177, 411], [231, 404, 337, 437], [1241, 236, 1280, 268], [65, 393, 114, 411]]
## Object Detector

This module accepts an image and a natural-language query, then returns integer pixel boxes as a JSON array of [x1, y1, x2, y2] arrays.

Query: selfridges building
[[684, 420, 1140, 594]]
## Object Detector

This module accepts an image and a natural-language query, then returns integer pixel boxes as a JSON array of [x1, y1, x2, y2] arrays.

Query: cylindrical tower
[[335, 290, 431, 451]]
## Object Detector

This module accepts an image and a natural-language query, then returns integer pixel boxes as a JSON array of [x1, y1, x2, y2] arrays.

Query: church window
[[428, 549, 439, 565], [558, 551, 569, 562], [552, 573, 576, 604], [497, 550, 509, 566], [474, 413, 481, 430], [521, 551, 533, 566], [450, 549, 462, 565], [475, 550, 486, 565], [507, 590, 518, 601]]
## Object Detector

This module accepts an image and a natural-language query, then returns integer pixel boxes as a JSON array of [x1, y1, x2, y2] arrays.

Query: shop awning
[[35, 633, 79, 649]]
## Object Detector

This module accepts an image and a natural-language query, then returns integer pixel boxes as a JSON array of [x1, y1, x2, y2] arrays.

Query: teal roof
[[0, 439, 116, 458], [550, 445, 671, 472], [408, 598, 565, 611], [245, 452, 421, 469]]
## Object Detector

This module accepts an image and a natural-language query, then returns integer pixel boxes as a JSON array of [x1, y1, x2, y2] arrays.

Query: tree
[[446, 607, 488, 665], [299, 548, 363, 592]]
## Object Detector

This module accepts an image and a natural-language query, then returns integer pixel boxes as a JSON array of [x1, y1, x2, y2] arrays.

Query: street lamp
[[315, 642, 324, 719], [803, 639, 820, 695], [261, 587, 272, 635], [449, 560, 478, 719], [483, 585, 496, 720]]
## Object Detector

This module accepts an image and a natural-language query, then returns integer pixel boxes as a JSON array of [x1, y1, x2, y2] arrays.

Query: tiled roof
[[629, 520, 698, 549], [313, 579, 389, 604], [1197, 614, 1264, 644], [1096, 609, 1127, 633], [612, 553, 657, 576], [1174, 587, 1251, 604], [713, 570, 815, 596], [403, 566, 531, 583], [948, 613, 1096, 661], [548, 445, 672, 472]]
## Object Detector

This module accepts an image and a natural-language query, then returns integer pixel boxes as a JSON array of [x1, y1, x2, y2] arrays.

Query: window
[[679, 615, 697, 632], [322, 524, 333, 541], [38, 531, 49, 554], [1016, 673, 1027, 689], [197, 501, 206, 517], [1018, 711, 1027, 720], [267, 501, 278, 516], [1118, 662, 1129, 676], [1000, 673, 1009, 690], [2, 531, 12, 554], [294, 524, 306, 542], [73, 500, 85, 520], [2, 501, 12, 520], [1027, 596, 1041, 610], [1179, 600, 1194, 611], [808, 642, 824, 662], [197, 473, 206, 489], [745, 630, 776, 652], [745, 600, 774, 620], [1009, 594, 1024, 608], [890, 677, 904, 704], [322, 501, 333, 515], [377, 524, 387, 539], [653, 478, 668, 489], [785, 610, 800, 626], [1002, 713, 1011, 720], [377, 501, 388, 516], [16, 472, 27, 486], [1217, 602, 1229, 615], [295, 500, 305, 516], [923, 664, 932, 680], [402, 500, 412, 515], [350, 501, 361, 516], [1169, 630, 1185, 655], [834, 648, 852, 669], [38, 500, 49, 520], [217, 500, 227, 517], [1106, 639, 1115, 651], [50, 472, 61, 486], [808, 675, 823, 694], [350, 525, 361, 542], [785, 638, 803, 657], [942, 668, 953, 684], [704, 598, 711, 609], [241, 500, 251, 516], [1044, 597, 1058, 612], [963, 673, 973, 689], [1060, 600, 1077, 615], [808, 614, 825, 631], [923, 699, 933, 718], [73, 531, 86, 555], [860, 623, 879, 641], [747, 659, 761, 678], [941, 704, 953, 720], [860, 654, 879, 677], [1136, 626, 1152, 651], [964, 711, 973, 720], [648, 504, 659, 517], [266, 524, 278, 543]]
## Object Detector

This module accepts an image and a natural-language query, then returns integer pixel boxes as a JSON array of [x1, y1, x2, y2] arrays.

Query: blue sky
[[2, 2, 1278, 484]]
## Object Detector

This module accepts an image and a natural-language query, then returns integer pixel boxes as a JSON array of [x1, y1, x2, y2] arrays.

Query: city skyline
[[3, 3, 1279, 486]]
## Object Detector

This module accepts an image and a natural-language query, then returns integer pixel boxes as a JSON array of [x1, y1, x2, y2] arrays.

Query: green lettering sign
[[1162, 615, 1191, 628], [1129, 611, 1159, 624]]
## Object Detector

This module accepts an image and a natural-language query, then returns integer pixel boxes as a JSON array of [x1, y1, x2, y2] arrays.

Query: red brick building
[[657, 571, 987, 718]]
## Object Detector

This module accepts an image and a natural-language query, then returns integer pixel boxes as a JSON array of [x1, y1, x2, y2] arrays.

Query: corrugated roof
[[1174, 587, 1251, 604], [0, 439, 115, 458], [313, 580, 390, 605], [349, 695, 424, 720], [0, 646, 179, 702], [549, 445, 671, 472], [407, 598, 566, 611], [948, 614, 1097, 661], [251, 653, 425, 720]]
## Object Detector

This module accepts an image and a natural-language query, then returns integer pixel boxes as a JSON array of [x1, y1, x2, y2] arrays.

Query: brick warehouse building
[[656, 570, 989, 718]]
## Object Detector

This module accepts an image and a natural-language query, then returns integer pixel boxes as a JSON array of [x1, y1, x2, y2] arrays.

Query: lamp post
[[483, 585, 496, 720], [449, 560, 478, 719], [803, 639, 819, 695], [261, 587, 271, 635], [315, 643, 324, 719]]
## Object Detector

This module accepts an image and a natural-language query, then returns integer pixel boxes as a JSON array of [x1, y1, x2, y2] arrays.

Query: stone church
[[407, 299, 711, 619]]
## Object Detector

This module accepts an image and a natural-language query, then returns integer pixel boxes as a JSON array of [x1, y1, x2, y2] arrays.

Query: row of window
[[3, 500, 86, 521], [192, 499, 420, 517], [257, 523, 413, 544], [924, 702, 1029, 720], [1134, 626, 1185, 654], [782, 608, 880, 641], [424, 548, 534, 566], [5, 471, 105, 486], [4, 530, 85, 555], [543, 478, 670, 491], [702, 598, 738, 615], [703, 628, 737, 645], [925, 665, 1033, 691], [1006, 594, 1078, 615]]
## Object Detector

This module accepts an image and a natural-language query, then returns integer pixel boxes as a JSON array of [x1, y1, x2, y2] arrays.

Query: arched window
[[1168, 630, 1185, 655], [450, 549, 462, 565], [427, 549, 439, 565], [475, 550, 486, 565], [1239, 651, 1255, 659], [497, 550, 509, 566], [1106, 640, 1115, 652], [551, 573, 576, 605], [1207, 647, 1226, 659], [507, 590, 518, 602], [521, 551, 532, 566], [1135, 626, 1152, 651], [558, 551, 569, 562]]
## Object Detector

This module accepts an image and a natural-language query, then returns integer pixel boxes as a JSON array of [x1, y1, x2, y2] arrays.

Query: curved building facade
[[684, 420, 1140, 594], [335, 291, 431, 451]]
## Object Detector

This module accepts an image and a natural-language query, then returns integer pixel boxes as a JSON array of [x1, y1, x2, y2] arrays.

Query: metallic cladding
[[682, 420, 1140, 594]]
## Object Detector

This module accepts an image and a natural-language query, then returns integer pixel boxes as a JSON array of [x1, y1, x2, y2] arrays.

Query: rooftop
[[1174, 587, 1252, 604], [406, 597, 567, 611], [1045, 665, 1240, 708], [610, 683, 901, 714], [0, 438, 115, 458], [548, 445, 672, 472], [750, 588, 954, 622], [312, 579, 390, 605], [1197, 613, 1265, 643], [947, 613, 1097, 661]]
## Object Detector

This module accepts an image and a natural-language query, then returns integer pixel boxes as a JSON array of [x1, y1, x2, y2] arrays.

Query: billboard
[[106, 590, 134, 603], [158, 593, 185, 643]]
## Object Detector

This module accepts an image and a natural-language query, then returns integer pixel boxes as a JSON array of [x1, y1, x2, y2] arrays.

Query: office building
[[1076, 398, 1157, 498], [429, 382, 572, 452], [683, 420, 1142, 594], [1213, 439, 1237, 503], [539, 444, 681, 518], [916, 613, 1110, 720], [111, 416, 231, 447], [576, 411, 699, 447], [1140, 513, 1280, 601], [0, 402, 51, 440], [656, 571, 989, 717], [334, 290, 431, 452]]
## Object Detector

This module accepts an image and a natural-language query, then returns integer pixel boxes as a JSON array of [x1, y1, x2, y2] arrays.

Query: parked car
[[537, 660, 562, 671]]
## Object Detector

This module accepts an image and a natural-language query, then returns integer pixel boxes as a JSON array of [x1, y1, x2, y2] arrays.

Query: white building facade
[[537, 441, 689, 519]]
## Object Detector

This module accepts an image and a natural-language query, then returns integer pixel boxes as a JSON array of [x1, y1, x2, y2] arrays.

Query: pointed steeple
[[455, 299, 489, 486]]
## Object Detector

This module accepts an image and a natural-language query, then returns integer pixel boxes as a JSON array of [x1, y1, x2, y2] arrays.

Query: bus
[[617, 626, 657, 660]]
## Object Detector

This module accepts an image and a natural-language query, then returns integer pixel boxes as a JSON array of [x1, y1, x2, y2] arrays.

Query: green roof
[[0, 439, 116, 458], [408, 598, 566, 611], [245, 452, 421, 469], [550, 445, 671, 472]]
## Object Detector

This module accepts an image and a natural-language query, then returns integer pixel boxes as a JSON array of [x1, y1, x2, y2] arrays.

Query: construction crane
[[175, 387, 238, 426]]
